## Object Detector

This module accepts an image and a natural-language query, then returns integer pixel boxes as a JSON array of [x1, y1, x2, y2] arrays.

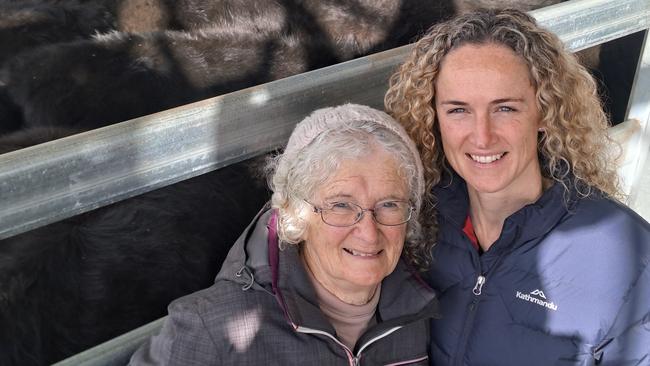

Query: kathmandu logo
[[515, 289, 558, 311], [530, 289, 546, 299]]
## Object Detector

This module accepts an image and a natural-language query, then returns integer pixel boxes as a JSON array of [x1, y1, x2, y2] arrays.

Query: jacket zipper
[[452, 270, 484, 366], [295, 324, 403, 365], [295, 326, 356, 365], [472, 275, 486, 295], [452, 249, 511, 366]]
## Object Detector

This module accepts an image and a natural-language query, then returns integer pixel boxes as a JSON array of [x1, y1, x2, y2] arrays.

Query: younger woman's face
[[435, 43, 543, 199]]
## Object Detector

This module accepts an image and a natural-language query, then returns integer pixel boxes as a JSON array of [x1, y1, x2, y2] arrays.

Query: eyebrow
[[323, 194, 408, 202], [323, 193, 353, 201], [491, 98, 524, 104], [438, 98, 525, 105], [437, 100, 467, 106]]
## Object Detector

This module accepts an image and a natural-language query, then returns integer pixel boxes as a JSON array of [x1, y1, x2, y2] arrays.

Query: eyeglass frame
[[304, 199, 415, 227]]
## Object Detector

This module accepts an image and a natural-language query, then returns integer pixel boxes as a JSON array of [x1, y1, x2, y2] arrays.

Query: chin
[[465, 179, 506, 194], [348, 272, 387, 287], [460, 170, 510, 189]]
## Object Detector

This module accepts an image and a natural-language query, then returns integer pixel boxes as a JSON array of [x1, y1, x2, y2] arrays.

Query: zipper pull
[[472, 275, 486, 296]]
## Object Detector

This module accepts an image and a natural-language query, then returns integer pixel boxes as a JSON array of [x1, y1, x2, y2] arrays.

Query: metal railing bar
[[531, 0, 650, 52], [52, 317, 166, 366]]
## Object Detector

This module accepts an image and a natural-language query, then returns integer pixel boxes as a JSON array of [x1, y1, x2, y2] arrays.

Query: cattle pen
[[0, 0, 647, 364]]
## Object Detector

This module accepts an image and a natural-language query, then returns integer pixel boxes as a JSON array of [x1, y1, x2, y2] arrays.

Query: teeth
[[470, 153, 504, 164], [345, 248, 380, 257]]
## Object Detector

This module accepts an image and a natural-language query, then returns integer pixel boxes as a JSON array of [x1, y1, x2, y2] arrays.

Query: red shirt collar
[[463, 215, 480, 251]]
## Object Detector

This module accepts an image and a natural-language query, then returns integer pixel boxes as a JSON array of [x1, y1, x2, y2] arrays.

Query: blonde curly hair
[[385, 8, 622, 201]]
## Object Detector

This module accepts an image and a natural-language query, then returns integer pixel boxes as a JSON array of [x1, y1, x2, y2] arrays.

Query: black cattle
[[1, 30, 318, 131], [0, 127, 271, 365], [0, 0, 115, 64], [0, 0, 640, 135], [0, 0, 454, 133], [0, 0, 199, 62]]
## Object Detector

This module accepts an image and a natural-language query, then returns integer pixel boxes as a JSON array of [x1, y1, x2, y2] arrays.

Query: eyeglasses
[[306, 200, 414, 227]]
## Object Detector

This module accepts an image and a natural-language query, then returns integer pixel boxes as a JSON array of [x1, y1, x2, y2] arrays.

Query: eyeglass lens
[[320, 201, 411, 227]]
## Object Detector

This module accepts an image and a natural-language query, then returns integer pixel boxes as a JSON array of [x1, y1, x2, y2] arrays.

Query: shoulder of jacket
[[573, 194, 650, 233], [168, 281, 281, 343], [171, 280, 275, 314]]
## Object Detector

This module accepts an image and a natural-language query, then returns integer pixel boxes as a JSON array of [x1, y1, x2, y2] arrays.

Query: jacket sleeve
[[129, 297, 219, 366], [598, 263, 650, 365]]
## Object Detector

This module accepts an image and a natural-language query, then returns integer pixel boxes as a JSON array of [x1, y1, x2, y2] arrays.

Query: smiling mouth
[[468, 152, 506, 164], [343, 248, 382, 257]]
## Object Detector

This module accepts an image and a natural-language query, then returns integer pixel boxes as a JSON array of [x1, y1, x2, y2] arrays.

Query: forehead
[[317, 150, 408, 199], [437, 43, 533, 91]]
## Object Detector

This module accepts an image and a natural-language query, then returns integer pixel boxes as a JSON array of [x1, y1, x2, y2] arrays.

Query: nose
[[354, 211, 379, 244], [472, 112, 495, 148]]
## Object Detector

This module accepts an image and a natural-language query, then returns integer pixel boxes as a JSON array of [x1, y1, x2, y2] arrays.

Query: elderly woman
[[129, 104, 439, 365], [385, 8, 650, 366]]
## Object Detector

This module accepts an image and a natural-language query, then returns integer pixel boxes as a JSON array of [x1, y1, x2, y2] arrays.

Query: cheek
[[304, 214, 335, 242], [308, 226, 350, 254], [384, 228, 407, 255], [440, 131, 465, 171], [516, 127, 540, 157], [441, 139, 457, 161], [438, 122, 464, 150]]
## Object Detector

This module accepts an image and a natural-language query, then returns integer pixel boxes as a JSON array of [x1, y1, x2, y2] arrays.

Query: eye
[[497, 105, 516, 112], [328, 201, 355, 211], [447, 107, 467, 114], [377, 200, 407, 212], [378, 200, 399, 208]]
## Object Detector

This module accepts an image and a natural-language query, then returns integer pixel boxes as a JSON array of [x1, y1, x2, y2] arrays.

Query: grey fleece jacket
[[130, 208, 439, 365]]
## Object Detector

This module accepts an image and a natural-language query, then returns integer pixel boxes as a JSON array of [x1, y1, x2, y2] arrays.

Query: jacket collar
[[434, 171, 579, 254]]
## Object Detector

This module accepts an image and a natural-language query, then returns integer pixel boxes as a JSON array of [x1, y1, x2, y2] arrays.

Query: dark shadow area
[[368, 0, 457, 54], [0, 87, 22, 134], [597, 30, 646, 125], [0, 33, 203, 129]]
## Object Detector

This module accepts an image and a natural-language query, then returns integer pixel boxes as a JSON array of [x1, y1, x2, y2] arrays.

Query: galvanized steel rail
[[1, 0, 649, 239]]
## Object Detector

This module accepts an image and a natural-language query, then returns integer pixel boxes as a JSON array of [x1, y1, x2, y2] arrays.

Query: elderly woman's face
[[434, 43, 543, 198], [302, 149, 408, 298]]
